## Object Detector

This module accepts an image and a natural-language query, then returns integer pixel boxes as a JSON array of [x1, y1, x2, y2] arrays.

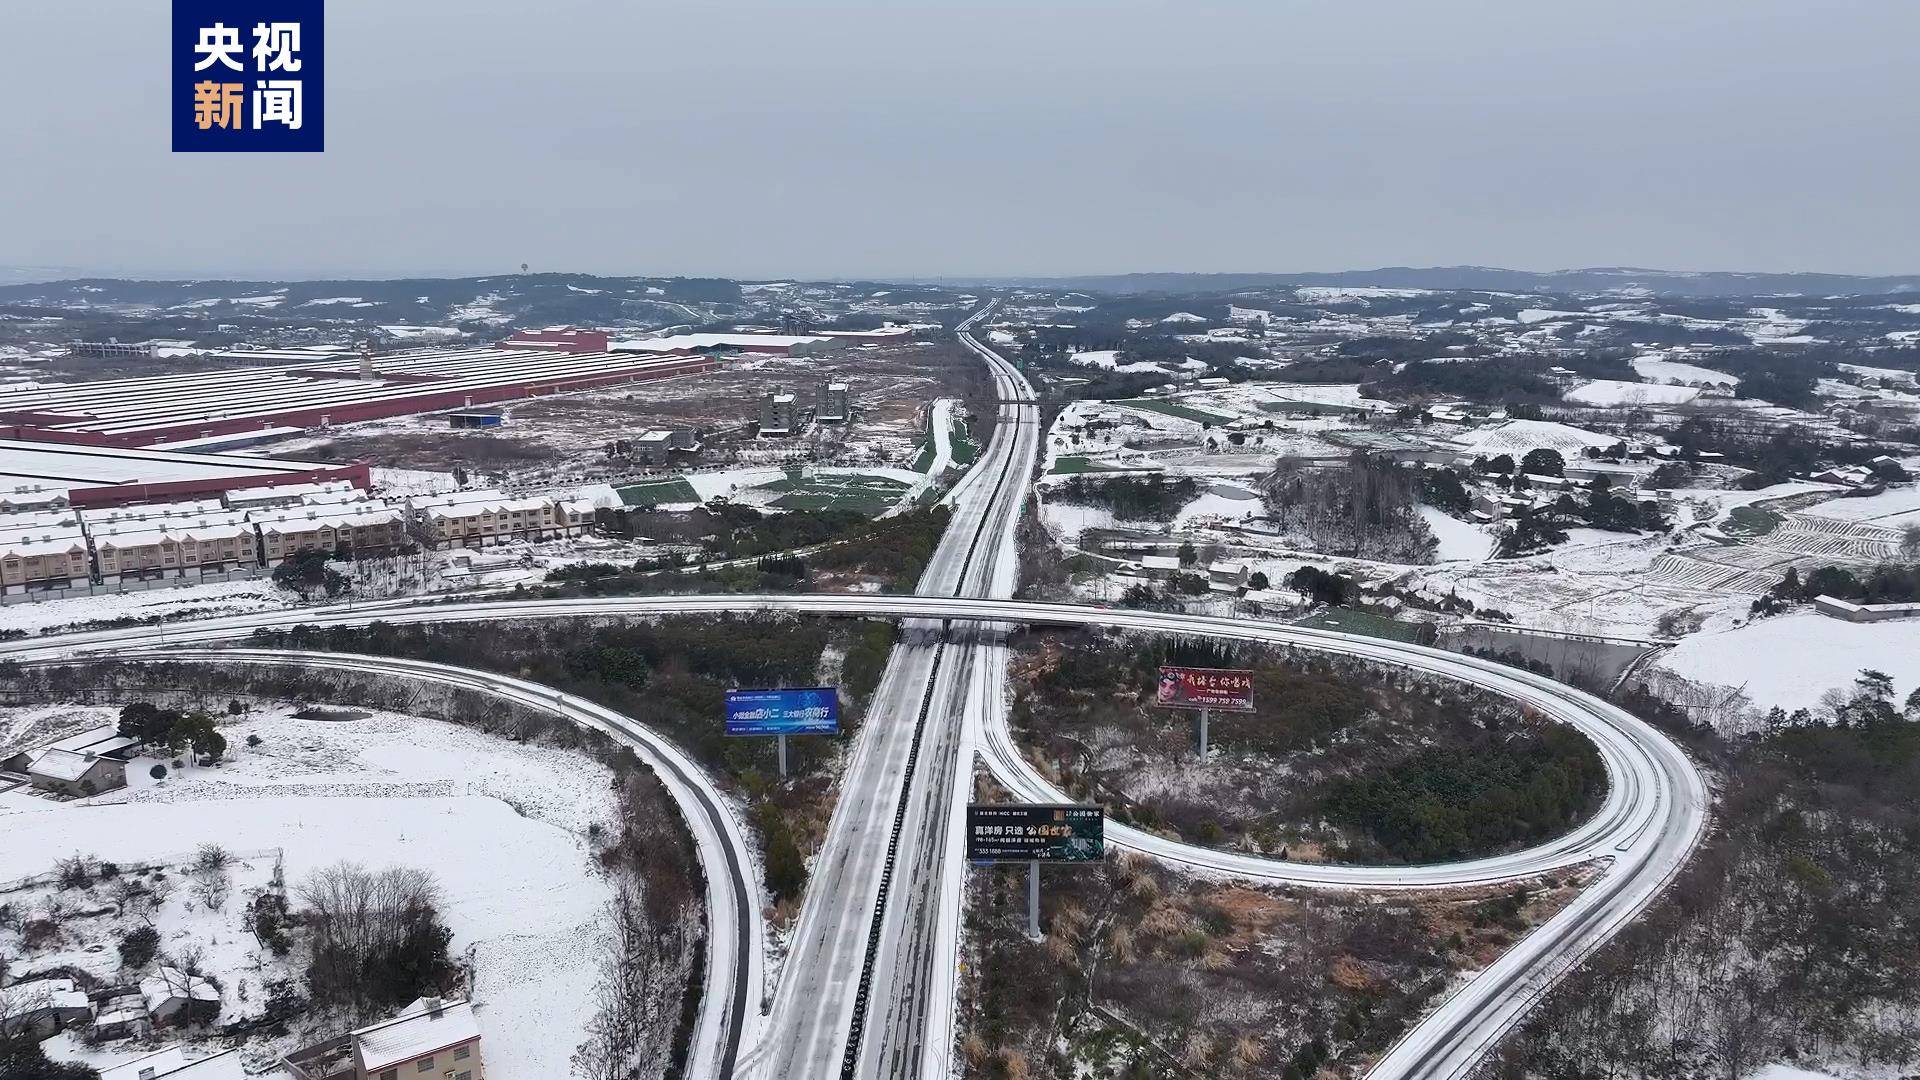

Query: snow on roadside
[[0, 579, 291, 635], [926, 398, 956, 476]]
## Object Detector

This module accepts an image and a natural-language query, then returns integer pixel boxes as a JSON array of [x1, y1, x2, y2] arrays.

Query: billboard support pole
[[776, 733, 788, 779], [1027, 861, 1043, 941], [1197, 707, 1209, 762]]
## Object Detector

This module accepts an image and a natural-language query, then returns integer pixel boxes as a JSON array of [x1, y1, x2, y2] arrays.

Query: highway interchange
[[2, 311, 1709, 1080]]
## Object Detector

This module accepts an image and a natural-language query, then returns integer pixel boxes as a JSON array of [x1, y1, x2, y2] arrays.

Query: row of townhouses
[[0, 481, 599, 593]]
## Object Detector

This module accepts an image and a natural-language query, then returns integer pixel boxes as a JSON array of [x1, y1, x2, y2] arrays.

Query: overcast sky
[[3, 0, 1917, 280]]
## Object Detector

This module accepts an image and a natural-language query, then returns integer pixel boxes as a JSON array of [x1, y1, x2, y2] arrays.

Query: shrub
[[21, 918, 59, 949], [246, 891, 295, 956], [755, 803, 807, 904], [55, 855, 95, 891], [120, 925, 161, 968], [150, 764, 168, 780]]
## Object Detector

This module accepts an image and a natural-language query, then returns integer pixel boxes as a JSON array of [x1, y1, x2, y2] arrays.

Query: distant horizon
[[5, 261, 1920, 288]]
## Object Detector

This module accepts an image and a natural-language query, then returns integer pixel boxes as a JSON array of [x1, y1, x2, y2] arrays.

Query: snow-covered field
[[1631, 356, 1739, 386], [1797, 485, 1920, 525], [1418, 506, 1494, 562], [1563, 379, 1701, 406], [1067, 349, 1167, 375], [1656, 610, 1920, 713], [1294, 286, 1427, 302], [1452, 419, 1619, 458], [1174, 486, 1263, 528], [1039, 500, 1119, 544], [4, 704, 616, 1079]]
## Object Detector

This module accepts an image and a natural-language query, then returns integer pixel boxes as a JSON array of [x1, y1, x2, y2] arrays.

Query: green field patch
[[1297, 608, 1425, 643], [1725, 504, 1783, 537], [1050, 455, 1128, 475], [949, 417, 978, 467], [752, 472, 912, 519], [1113, 398, 1235, 424], [616, 477, 700, 506]]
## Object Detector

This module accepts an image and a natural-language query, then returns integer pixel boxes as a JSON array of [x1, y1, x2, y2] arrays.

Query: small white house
[[141, 967, 221, 1028], [27, 748, 128, 798], [0, 976, 91, 1038], [1207, 561, 1250, 589]]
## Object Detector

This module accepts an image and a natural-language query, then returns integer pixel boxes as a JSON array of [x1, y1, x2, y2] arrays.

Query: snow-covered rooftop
[[99, 1047, 244, 1080], [352, 997, 481, 1073], [27, 747, 121, 782]]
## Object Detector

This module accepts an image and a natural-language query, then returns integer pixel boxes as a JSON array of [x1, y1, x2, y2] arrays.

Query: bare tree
[[571, 877, 698, 1080], [300, 862, 451, 1019], [190, 845, 232, 910]]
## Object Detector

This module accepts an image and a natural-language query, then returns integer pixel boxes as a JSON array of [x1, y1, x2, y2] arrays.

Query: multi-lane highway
[[0, 309, 1707, 1080]]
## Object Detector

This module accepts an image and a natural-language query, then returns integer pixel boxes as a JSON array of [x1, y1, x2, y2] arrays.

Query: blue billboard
[[724, 687, 840, 737]]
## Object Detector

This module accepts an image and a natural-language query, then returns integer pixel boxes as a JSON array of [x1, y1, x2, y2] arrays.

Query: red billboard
[[1155, 666, 1255, 712]]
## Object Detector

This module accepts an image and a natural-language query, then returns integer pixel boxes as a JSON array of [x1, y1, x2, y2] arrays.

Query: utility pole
[[1197, 706, 1210, 762]]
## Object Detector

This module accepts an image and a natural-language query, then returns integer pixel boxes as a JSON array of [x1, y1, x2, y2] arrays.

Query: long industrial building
[[0, 439, 368, 509], [0, 345, 719, 449]]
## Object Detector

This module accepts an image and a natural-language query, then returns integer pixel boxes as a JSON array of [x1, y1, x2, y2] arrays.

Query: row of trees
[[1051, 475, 1200, 521], [1757, 562, 1920, 611], [116, 701, 227, 763], [1262, 454, 1436, 563]]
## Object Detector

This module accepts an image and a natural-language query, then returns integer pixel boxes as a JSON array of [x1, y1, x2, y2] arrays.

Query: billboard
[[724, 687, 840, 736], [966, 804, 1105, 863], [1155, 666, 1255, 712]]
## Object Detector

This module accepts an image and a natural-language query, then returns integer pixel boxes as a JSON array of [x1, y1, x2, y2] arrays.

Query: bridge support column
[[1026, 861, 1043, 942]]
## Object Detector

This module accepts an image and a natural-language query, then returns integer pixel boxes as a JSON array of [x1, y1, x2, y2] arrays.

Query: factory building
[[500, 327, 611, 354], [0, 345, 719, 450], [612, 333, 842, 357], [0, 439, 369, 510]]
